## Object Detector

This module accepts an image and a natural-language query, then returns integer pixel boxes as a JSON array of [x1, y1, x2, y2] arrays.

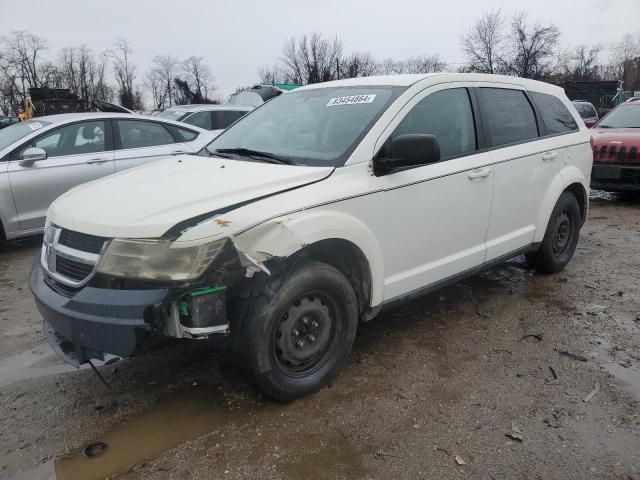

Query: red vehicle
[[590, 101, 640, 192]]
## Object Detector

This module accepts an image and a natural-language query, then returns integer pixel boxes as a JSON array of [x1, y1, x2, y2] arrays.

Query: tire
[[232, 260, 358, 401], [526, 191, 581, 273]]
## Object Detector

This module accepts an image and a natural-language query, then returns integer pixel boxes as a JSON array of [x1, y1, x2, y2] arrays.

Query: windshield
[[0, 120, 51, 152], [157, 109, 189, 122], [206, 86, 404, 166], [599, 105, 640, 128]]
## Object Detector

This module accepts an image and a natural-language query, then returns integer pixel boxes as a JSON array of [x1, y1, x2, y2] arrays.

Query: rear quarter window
[[476, 88, 539, 147], [532, 92, 579, 135]]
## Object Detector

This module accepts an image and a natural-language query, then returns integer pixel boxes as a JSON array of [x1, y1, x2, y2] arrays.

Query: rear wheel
[[232, 260, 358, 401], [526, 191, 581, 273]]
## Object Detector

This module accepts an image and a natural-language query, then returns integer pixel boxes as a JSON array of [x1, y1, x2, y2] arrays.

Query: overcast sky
[[1, 0, 639, 102]]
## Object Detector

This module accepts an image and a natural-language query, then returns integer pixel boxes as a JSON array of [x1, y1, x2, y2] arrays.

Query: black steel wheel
[[233, 260, 358, 401], [526, 191, 581, 273]]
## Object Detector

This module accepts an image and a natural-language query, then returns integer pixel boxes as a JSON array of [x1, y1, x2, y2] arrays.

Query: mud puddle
[[0, 346, 77, 387], [55, 387, 247, 480], [603, 362, 640, 399], [0, 345, 118, 387]]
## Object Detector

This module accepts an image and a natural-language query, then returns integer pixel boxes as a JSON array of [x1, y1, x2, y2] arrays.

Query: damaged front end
[[30, 230, 271, 368]]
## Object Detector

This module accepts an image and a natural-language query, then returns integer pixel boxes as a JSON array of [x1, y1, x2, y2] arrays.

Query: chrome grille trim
[[41, 225, 110, 288]]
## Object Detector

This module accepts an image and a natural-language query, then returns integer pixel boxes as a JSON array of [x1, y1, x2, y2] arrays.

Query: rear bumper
[[591, 164, 640, 192], [29, 258, 168, 363]]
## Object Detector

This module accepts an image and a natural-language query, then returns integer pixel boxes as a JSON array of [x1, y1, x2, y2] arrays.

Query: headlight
[[96, 238, 226, 281]]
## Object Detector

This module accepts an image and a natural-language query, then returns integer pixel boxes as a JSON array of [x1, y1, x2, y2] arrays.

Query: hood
[[48, 156, 333, 238], [591, 128, 640, 163]]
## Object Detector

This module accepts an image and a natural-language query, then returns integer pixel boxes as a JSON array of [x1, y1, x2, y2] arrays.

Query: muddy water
[[0, 347, 76, 388], [55, 387, 242, 480]]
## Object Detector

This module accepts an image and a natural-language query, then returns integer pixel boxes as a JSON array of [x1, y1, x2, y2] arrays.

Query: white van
[[30, 74, 592, 400]]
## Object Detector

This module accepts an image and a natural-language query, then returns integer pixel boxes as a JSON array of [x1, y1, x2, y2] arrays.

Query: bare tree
[[402, 55, 447, 74], [564, 45, 602, 81], [110, 39, 138, 109], [376, 58, 405, 75], [281, 33, 343, 84], [339, 51, 377, 78], [257, 64, 287, 84], [505, 13, 562, 79], [605, 34, 639, 89], [462, 9, 505, 73], [181, 56, 215, 103], [0, 31, 50, 112], [144, 69, 164, 110]]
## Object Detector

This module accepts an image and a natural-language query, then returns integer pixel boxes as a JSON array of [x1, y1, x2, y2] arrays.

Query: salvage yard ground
[[0, 193, 639, 480]]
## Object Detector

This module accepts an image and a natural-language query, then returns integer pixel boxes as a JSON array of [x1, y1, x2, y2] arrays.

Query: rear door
[[7, 120, 115, 230], [113, 119, 196, 172], [476, 87, 561, 261]]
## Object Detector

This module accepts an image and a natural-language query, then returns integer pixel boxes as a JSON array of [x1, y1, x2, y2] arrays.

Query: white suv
[[30, 74, 592, 400]]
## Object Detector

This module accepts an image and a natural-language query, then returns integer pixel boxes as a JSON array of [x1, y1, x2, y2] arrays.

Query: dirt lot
[[0, 193, 639, 480]]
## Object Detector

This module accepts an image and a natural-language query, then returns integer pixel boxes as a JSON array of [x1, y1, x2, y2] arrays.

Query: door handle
[[87, 158, 109, 165], [171, 150, 188, 155], [467, 168, 491, 180], [542, 151, 558, 161]]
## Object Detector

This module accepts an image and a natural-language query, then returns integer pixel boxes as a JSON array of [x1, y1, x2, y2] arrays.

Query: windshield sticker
[[326, 94, 376, 107], [28, 122, 43, 131]]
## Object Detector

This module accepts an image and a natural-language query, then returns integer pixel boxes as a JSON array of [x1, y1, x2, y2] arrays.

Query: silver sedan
[[0, 112, 215, 240]]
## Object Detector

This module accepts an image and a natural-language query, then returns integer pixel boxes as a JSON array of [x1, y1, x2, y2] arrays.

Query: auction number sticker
[[28, 122, 43, 131], [327, 94, 376, 107]]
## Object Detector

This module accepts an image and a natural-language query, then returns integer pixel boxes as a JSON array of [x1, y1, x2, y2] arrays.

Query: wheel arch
[[533, 167, 589, 243], [232, 210, 385, 309]]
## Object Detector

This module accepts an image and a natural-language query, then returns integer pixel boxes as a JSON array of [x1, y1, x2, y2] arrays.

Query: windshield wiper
[[202, 146, 233, 158], [214, 148, 296, 165]]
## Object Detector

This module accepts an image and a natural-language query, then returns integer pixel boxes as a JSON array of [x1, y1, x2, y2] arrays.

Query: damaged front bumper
[[29, 259, 229, 366]]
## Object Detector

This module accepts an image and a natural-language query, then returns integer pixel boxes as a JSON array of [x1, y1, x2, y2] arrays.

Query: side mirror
[[20, 147, 47, 166], [374, 134, 440, 175], [585, 120, 598, 129]]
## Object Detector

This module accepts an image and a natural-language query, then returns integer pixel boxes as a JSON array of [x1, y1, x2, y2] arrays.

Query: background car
[[590, 101, 640, 192], [0, 115, 19, 130], [0, 112, 215, 240], [572, 100, 599, 128], [157, 104, 253, 135]]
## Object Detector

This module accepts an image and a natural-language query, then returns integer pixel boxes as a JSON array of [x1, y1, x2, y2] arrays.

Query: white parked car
[[0, 113, 216, 240], [30, 74, 592, 400], [157, 104, 253, 135]]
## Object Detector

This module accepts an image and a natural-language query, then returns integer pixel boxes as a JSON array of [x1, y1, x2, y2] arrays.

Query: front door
[[8, 120, 115, 231], [360, 86, 494, 301]]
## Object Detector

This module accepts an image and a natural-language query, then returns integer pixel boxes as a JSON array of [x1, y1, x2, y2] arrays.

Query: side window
[[173, 126, 199, 142], [391, 88, 477, 160], [531, 92, 578, 135], [20, 121, 106, 158], [212, 110, 246, 130], [117, 120, 175, 149], [476, 88, 539, 147], [183, 111, 212, 130]]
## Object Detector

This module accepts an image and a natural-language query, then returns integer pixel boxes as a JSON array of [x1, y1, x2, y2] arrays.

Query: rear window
[[157, 109, 188, 122], [117, 120, 175, 149], [476, 88, 539, 147], [532, 92, 579, 135], [574, 102, 597, 119], [212, 110, 247, 130], [183, 111, 212, 130]]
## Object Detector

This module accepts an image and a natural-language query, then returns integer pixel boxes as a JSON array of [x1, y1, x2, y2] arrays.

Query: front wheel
[[232, 260, 358, 401], [526, 191, 581, 273]]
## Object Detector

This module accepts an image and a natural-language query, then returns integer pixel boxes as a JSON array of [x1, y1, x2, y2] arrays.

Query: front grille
[[58, 229, 108, 254], [593, 145, 639, 163], [56, 256, 95, 281]]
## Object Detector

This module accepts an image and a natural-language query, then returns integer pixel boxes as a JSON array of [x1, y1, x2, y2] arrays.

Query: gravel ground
[[0, 193, 639, 480]]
